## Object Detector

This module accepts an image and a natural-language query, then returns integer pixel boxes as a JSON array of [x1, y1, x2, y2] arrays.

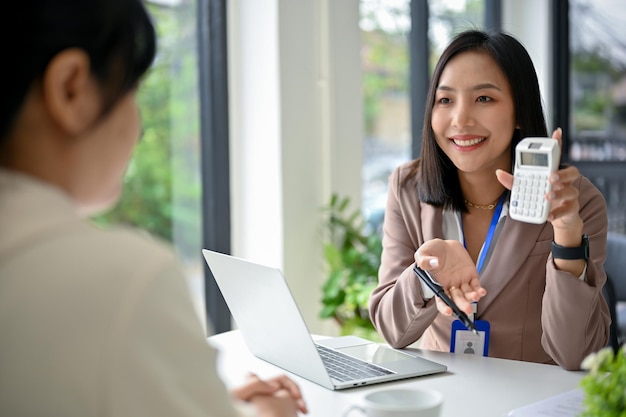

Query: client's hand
[[231, 373, 308, 416], [415, 239, 486, 317]]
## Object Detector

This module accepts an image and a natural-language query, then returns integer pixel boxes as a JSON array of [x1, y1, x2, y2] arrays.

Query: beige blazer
[[369, 161, 611, 370], [0, 170, 252, 417]]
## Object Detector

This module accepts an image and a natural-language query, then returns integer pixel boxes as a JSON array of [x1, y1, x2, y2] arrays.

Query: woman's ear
[[42, 49, 101, 135]]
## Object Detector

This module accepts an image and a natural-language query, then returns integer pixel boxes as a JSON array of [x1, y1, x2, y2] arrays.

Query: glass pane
[[569, 0, 626, 161], [429, 0, 485, 72], [91, 0, 204, 318], [360, 0, 411, 229], [360, 0, 485, 229]]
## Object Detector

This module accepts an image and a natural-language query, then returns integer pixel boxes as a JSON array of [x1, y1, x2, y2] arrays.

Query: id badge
[[450, 319, 490, 356]]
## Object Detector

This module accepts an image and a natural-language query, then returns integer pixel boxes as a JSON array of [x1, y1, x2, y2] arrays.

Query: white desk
[[208, 330, 585, 417]]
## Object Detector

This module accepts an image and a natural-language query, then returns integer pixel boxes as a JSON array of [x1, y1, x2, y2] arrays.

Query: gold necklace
[[464, 198, 499, 210]]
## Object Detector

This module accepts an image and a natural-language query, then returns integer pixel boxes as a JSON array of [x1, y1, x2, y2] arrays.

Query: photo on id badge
[[450, 317, 490, 356]]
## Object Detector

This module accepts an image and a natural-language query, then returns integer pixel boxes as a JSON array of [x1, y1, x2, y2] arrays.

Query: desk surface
[[208, 330, 585, 417]]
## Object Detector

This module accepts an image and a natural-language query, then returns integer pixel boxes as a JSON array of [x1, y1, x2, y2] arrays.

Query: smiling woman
[[368, 29, 610, 371]]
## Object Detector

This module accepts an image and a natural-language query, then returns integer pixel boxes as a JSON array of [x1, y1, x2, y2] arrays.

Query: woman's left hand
[[495, 127, 583, 232], [497, 128, 586, 276]]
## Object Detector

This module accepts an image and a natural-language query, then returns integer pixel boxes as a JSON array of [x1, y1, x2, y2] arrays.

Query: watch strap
[[551, 234, 589, 260]]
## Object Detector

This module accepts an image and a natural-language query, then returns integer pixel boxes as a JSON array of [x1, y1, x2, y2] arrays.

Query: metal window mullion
[[198, 0, 231, 334], [485, 0, 502, 32], [410, 0, 430, 159], [552, 0, 570, 162]]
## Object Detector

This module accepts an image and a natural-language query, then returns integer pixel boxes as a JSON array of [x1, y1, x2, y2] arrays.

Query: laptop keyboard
[[315, 344, 394, 382]]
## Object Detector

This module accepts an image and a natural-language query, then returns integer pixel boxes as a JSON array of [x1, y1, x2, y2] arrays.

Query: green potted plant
[[320, 194, 383, 341], [579, 345, 626, 416]]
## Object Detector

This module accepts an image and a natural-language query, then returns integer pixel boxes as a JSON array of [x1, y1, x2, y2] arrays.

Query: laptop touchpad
[[338, 344, 414, 365]]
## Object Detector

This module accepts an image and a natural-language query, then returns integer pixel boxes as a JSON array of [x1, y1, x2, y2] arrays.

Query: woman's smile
[[450, 135, 487, 149]]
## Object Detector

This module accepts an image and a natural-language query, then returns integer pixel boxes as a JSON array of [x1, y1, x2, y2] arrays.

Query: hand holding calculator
[[509, 137, 561, 224]]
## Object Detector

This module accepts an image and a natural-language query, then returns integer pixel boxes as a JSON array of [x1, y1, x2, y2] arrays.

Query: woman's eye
[[437, 97, 451, 104], [477, 96, 492, 103]]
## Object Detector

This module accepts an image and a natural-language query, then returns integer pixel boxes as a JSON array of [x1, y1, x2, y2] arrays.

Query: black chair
[[603, 232, 626, 350], [602, 274, 620, 352]]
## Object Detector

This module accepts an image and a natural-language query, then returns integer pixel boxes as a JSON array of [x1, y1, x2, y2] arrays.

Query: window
[[569, 0, 626, 162], [360, 0, 486, 228], [429, 0, 485, 66], [554, 0, 626, 234], [92, 0, 205, 320], [360, 0, 411, 228]]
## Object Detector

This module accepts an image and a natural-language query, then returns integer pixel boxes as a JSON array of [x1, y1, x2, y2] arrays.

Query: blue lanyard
[[462, 193, 506, 274]]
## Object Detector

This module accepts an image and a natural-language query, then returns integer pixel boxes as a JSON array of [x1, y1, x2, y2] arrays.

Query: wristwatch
[[551, 234, 589, 260]]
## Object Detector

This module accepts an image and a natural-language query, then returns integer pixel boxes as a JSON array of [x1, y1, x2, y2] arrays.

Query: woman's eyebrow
[[436, 83, 502, 92], [472, 82, 501, 91]]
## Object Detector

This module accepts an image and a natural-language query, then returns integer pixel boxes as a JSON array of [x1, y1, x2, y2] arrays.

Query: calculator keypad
[[510, 171, 550, 222]]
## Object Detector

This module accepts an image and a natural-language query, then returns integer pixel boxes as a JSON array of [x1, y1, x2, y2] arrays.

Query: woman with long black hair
[[369, 30, 610, 371]]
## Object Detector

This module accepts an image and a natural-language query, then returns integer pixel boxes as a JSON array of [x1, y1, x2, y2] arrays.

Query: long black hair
[[1, 0, 157, 141], [409, 30, 548, 212]]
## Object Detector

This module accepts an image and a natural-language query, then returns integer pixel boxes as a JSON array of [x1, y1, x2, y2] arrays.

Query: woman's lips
[[451, 136, 487, 147]]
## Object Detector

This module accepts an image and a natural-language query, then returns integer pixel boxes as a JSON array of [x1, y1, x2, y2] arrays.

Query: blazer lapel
[[477, 217, 545, 314]]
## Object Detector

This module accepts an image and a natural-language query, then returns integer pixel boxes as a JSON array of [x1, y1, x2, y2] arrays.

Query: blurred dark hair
[[0, 0, 156, 140], [406, 30, 548, 212]]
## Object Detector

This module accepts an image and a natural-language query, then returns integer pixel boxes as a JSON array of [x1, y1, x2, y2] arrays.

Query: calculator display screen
[[520, 152, 548, 167]]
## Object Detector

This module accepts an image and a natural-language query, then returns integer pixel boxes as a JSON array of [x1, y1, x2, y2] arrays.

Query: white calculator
[[509, 137, 561, 224]]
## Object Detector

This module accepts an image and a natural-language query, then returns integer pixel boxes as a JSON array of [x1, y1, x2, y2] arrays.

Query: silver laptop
[[202, 249, 447, 390]]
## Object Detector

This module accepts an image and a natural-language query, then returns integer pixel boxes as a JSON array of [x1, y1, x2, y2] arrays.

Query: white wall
[[502, 0, 554, 130], [228, 0, 362, 334], [228, 0, 282, 269]]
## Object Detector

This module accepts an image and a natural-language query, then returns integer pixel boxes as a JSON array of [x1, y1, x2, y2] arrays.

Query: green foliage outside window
[[571, 50, 617, 133], [92, 64, 174, 241], [361, 28, 409, 136], [91, 4, 201, 259]]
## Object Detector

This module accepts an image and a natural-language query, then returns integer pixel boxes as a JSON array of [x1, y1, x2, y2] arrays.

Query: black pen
[[413, 266, 479, 335]]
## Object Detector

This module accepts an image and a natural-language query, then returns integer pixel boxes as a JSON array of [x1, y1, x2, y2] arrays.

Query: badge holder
[[450, 303, 490, 356], [451, 320, 490, 356]]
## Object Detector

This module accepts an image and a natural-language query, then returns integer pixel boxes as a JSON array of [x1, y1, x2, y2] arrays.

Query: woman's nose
[[451, 102, 474, 128]]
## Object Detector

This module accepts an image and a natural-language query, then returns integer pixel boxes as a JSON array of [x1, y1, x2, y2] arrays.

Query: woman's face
[[431, 50, 516, 176]]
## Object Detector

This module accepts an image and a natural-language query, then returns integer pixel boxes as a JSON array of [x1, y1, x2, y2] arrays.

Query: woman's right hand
[[231, 373, 307, 416], [415, 239, 487, 317]]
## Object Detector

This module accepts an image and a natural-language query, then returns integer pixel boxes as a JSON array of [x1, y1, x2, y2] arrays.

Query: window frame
[[198, 0, 232, 334]]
